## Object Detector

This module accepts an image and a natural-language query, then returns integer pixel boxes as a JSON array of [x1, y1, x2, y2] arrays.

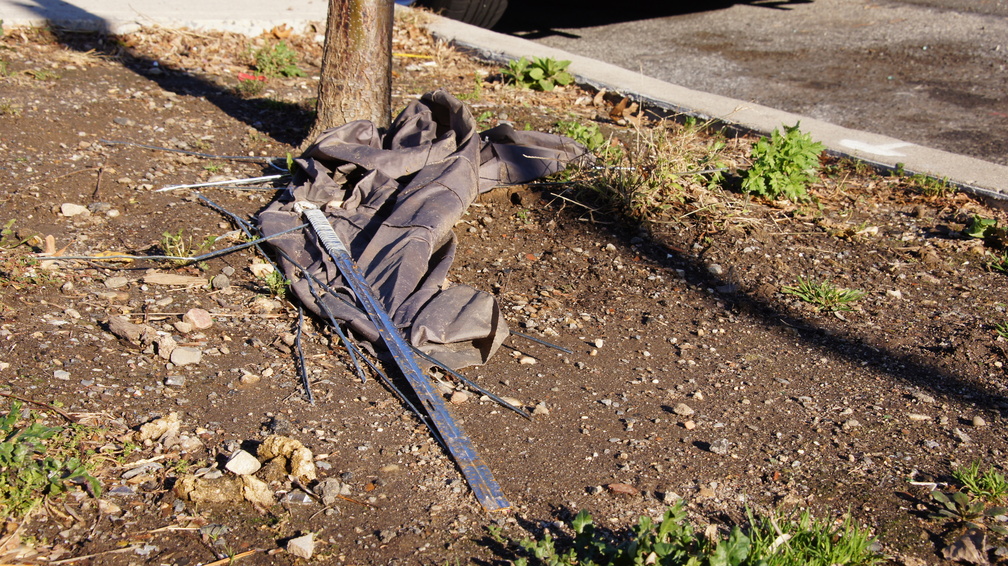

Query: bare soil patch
[[0, 17, 1006, 565]]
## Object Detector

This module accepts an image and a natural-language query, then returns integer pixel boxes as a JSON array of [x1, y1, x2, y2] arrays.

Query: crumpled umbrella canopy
[[258, 90, 587, 369]]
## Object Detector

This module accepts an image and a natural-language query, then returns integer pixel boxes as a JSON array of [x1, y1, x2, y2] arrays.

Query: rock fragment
[[286, 533, 314, 559], [182, 308, 213, 330], [258, 435, 317, 483], [225, 450, 262, 476], [170, 346, 202, 366], [673, 403, 695, 417]]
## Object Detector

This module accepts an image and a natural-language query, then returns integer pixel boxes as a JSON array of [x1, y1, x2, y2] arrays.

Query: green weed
[[0, 401, 102, 518], [743, 123, 825, 201], [511, 503, 881, 566], [782, 276, 865, 312], [906, 174, 954, 198], [965, 215, 997, 239], [160, 229, 216, 267], [263, 269, 290, 298], [475, 110, 494, 129], [456, 72, 484, 101], [929, 490, 1007, 535], [0, 99, 19, 116], [986, 251, 1008, 273], [24, 68, 58, 81], [555, 119, 606, 153], [572, 120, 728, 221], [501, 56, 573, 91], [235, 77, 266, 97], [952, 460, 1008, 504], [251, 41, 305, 78]]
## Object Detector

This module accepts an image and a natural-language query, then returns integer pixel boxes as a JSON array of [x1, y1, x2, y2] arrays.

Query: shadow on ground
[[495, 0, 813, 37]]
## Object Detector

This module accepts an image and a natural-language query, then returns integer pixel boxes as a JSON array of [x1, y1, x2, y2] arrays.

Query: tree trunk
[[304, 0, 394, 145]]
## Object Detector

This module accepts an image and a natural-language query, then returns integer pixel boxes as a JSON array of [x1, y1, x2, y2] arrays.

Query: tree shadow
[[495, 0, 814, 37], [16, 2, 315, 147], [532, 169, 1008, 416]]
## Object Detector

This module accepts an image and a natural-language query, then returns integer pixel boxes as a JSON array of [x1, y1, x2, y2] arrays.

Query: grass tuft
[[782, 276, 865, 312]]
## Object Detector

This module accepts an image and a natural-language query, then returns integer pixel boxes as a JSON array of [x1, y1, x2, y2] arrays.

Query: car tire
[[415, 0, 509, 28]]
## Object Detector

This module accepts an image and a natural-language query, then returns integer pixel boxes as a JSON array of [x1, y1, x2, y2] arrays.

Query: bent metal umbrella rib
[[293, 200, 510, 513]]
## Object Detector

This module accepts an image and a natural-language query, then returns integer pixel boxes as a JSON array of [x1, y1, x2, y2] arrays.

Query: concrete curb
[[426, 15, 1008, 202]]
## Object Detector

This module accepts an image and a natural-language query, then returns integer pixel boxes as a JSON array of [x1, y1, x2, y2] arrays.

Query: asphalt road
[[497, 0, 1008, 166]]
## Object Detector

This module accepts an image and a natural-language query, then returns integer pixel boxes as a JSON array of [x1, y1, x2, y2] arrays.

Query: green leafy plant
[[986, 251, 1008, 273], [263, 269, 290, 298], [929, 490, 1007, 534], [252, 41, 305, 78], [782, 276, 865, 312], [952, 461, 1008, 504], [556, 120, 606, 153], [965, 215, 997, 239], [510, 502, 881, 566], [501, 56, 573, 91], [906, 174, 954, 198], [160, 229, 217, 267], [0, 401, 102, 517], [742, 123, 825, 201]]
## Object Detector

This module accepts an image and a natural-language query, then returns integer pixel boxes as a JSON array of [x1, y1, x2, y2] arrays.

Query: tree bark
[[304, 0, 394, 145]]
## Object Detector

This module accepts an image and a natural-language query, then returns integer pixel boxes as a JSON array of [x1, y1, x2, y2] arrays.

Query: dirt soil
[[0, 16, 1007, 566]]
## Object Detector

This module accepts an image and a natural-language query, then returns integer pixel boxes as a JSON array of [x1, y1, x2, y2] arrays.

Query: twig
[[91, 166, 103, 200], [48, 545, 136, 564], [0, 391, 76, 422], [202, 549, 265, 566], [41, 224, 307, 264]]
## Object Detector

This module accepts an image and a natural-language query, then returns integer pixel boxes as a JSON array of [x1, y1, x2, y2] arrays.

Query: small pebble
[[593, 338, 604, 348], [673, 403, 694, 417], [183, 308, 213, 330], [104, 276, 129, 289], [709, 438, 730, 455], [164, 375, 186, 387], [533, 402, 549, 416], [518, 356, 537, 365], [972, 415, 987, 427]]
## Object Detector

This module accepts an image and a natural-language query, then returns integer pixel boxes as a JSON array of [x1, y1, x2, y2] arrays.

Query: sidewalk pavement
[[3, 0, 1007, 201]]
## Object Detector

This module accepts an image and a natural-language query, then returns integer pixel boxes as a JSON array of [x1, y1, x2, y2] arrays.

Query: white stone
[[170, 346, 202, 366], [60, 203, 90, 217], [286, 533, 314, 559], [225, 450, 262, 476]]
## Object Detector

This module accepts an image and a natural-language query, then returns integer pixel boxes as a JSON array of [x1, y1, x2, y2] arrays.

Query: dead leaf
[[271, 24, 293, 39], [592, 88, 607, 107], [942, 530, 989, 565], [609, 96, 629, 122]]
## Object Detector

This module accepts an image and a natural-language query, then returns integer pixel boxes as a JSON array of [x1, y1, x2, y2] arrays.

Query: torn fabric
[[257, 90, 587, 369]]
